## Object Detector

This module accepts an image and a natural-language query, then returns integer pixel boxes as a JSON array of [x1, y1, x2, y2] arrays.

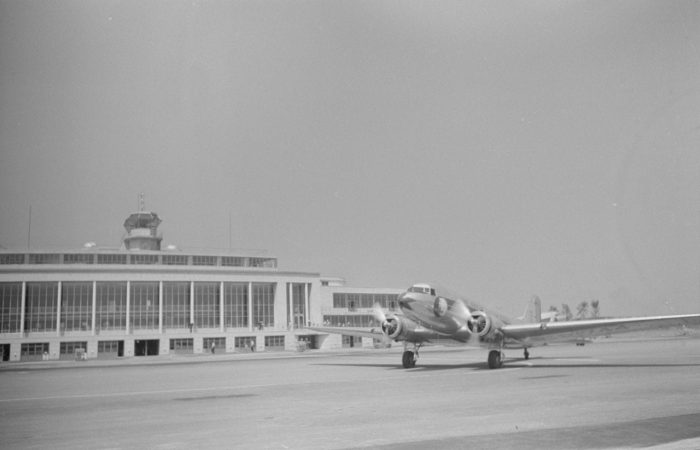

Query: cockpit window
[[408, 285, 435, 296]]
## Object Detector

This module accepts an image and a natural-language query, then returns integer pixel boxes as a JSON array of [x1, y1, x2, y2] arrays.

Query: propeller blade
[[372, 303, 387, 324]]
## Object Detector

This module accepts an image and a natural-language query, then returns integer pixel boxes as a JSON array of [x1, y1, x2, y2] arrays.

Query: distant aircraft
[[311, 283, 700, 369]]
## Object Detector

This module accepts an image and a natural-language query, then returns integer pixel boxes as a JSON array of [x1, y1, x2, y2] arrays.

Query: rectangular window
[[97, 254, 127, 264], [252, 283, 275, 328], [235, 336, 255, 351], [96, 282, 127, 330], [203, 337, 225, 353], [21, 342, 49, 356], [248, 257, 268, 267], [163, 255, 188, 265], [60, 341, 87, 355], [0, 254, 25, 264], [0, 282, 22, 333], [63, 254, 95, 264], [333, 293, 346, 308], [290, 283, 307, 329], [25, 282, 58, 332], [130, 282, 159, 330], [61, 282, 92, 332], [169, 338, 193, 352], [28, 254, 60, 264], [98, 340, 120, 353], [163, 282, 189, 329], [130, 254, 159, 265], [265, 335, 285, 351], [194, 282, 219, 329], [221, 257, 244, 267], [224, 283, 248, 328], [192, 255, 217, 266]]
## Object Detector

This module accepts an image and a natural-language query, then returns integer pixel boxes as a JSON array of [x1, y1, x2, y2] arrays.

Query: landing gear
[[402, 343, 420, 368], [523, 348, 530, 360], [488, 350, 503, 369], [402, 351, 416, 368]]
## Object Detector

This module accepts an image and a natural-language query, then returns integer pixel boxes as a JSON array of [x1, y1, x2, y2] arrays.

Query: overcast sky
[[1, 1, 698, 316]]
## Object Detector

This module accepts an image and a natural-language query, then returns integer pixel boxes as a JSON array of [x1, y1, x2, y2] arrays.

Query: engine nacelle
[[382, 316, 420, 341], [468, 311, 493, 337]]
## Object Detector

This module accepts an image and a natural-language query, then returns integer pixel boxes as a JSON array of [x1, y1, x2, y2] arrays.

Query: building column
[[158, 281, 163, 334], [56, 281, 62, 337], [125, 281, 130, 335], [219, 282, 224, 332], [247, 282, 253, 332], [288, 283, 293, 331], [91, 281, 96, 336], [20, 281, 26, 335], [190, 281, 195, 331], [304, 283, 310, 327]]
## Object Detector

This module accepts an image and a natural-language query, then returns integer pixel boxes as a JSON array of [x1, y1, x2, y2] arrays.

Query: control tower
[[122, 211, 163, 251]]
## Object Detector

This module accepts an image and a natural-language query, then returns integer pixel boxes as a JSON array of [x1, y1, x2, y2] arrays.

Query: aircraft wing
[[501, 313, 700, 343], [309, 326, 388, 341]]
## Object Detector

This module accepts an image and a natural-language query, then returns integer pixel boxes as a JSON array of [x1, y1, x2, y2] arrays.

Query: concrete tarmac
[[1, 337, 699, 449]]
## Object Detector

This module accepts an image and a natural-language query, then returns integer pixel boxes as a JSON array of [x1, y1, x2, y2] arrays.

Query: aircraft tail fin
[[518, 295, 542, 323]]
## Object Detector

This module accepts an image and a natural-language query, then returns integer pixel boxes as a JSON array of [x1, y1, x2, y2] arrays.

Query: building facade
[[0, 210, 401, 362]]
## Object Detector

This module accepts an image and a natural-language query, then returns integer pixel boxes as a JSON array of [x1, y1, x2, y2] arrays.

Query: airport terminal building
[[0, 210, 402, 362]]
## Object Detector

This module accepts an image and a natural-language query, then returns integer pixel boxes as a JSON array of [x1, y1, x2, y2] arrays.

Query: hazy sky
[[1, 1, 699, 316]]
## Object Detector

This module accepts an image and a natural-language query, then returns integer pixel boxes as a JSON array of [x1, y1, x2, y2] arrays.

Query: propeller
[[372, 303, 388, 325], [373, 303, 395, 341]]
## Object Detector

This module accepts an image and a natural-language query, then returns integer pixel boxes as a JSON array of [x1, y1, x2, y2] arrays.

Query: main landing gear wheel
[[488, 350, 503, 369], [402, 351, 416, 368]]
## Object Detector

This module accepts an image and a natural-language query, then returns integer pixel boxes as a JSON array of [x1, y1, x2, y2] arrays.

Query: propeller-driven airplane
[[311, 283, 700, 369]]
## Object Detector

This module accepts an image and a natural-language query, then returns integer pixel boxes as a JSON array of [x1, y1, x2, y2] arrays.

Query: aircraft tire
[[402, 351, 415, 368], [488, 350, 503, 369]]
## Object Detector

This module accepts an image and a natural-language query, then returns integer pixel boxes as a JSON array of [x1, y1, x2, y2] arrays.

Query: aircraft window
[[409, 286, 434, 295]]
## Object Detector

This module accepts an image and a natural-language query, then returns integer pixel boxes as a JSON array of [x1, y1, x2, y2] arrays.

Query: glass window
[[170, 338, 193, 352], [252, 283, 275, 328], [64, 254, 94, 264], [163, 255, 188, 265], [235, 336, 255, 350], [97, 254, 127, 264], [265, 335, 285, 350], [224, 283, 248, 328], [0, 254, 25, 264], [60, 341, 87, 355], [194, 282, 219, 329], [98, 340, 120, 353], [333, 293, 346, 308], [192, 255, 217, 266], [21, 342, 49, 356], [203, 337, 225, 352], [96, 282, 127, 330], [163, 282, 189, 329], [130, 254, 159, 265], [25, 282, 58, 332], [290, 283, 307, 329], [28, 254, 60, 264], [61, 282, 92, 332], [0, 282, 22, 333], [221, 257, 244, 267], [130, 282, 159, 330]]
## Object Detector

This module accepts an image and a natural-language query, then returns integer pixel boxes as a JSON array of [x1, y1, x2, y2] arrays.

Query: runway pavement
[[1, 337, 699, 449]]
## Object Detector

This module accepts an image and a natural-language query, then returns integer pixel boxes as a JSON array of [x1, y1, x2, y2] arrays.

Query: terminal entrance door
[[134, 339, 159, 356], [1, 344, 9, 361]]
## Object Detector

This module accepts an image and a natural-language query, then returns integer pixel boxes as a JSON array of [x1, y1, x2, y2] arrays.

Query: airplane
[[310, 283, 700, 369]]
